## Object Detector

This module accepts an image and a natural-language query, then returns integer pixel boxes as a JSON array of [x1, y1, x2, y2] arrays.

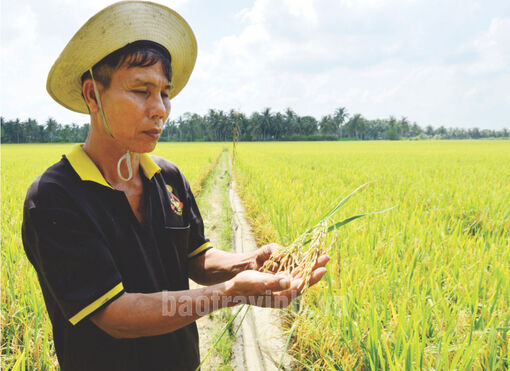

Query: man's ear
[[82, 79, 100, 113]]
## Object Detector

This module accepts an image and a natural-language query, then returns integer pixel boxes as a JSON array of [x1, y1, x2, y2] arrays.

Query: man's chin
[[132, 139, 158, 154]]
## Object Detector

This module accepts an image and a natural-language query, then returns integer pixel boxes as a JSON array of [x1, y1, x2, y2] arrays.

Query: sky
[[1, 0, 509, 130]]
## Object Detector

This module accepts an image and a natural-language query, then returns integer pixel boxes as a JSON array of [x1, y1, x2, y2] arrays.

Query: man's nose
[[148, 93, 168, 120]]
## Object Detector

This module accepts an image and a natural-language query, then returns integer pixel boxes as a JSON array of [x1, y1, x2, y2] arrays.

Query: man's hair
[[81, 40, 172, 89]]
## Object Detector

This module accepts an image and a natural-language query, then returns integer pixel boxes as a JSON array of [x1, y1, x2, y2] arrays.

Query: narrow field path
[[191, 150, 233, 370], [191, 151, 293, 370]]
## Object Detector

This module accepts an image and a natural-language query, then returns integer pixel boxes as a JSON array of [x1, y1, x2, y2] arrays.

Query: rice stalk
[[260, 184, 393, 290]]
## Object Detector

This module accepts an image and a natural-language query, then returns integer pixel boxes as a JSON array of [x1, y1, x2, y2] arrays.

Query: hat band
[[88, 68, 135, 182], [89, 68, 114, 138]]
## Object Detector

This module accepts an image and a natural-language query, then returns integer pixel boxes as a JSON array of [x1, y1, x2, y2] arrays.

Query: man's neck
[[82, 132, 141, 190]]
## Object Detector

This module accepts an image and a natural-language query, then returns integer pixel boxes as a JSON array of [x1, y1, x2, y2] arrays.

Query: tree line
[[1, 108, 508, 143]]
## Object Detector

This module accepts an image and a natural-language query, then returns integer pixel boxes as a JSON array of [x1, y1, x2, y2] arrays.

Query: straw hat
[[47, 1, 197, 114]]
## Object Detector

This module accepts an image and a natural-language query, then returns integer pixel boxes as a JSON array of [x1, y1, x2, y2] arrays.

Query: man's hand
[[229, 254, 330, 308], [251, 243, 283, 272], [271, 254, 330, 299]]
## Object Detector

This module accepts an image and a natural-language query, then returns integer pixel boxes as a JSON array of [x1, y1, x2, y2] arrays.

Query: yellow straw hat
[[47, 1, 197, 114]]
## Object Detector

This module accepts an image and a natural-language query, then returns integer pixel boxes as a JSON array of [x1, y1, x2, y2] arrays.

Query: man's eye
[[133, 90, 148, 95]]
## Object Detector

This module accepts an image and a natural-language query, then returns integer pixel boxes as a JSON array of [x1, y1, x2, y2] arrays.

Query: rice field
[[2, 140, 509, 370], [0, 142, 225, 370], [233, 140, 510, 370]]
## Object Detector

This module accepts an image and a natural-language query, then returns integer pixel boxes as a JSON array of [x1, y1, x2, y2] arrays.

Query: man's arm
[[187, 244, 281, 285], [91, 256, 329, 339], [92, 280, 235, 339]]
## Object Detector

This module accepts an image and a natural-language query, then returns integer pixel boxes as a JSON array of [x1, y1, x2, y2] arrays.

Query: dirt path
[[191, 150, 292, 370], [190, 150, 231, 370]]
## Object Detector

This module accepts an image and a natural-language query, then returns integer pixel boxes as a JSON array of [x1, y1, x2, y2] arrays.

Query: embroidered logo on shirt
[[166, 185, 183, 216]]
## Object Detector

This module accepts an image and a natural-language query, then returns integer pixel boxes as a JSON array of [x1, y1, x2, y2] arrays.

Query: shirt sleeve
[[180, 173, 212, 259], [22, 202, 124, 326]]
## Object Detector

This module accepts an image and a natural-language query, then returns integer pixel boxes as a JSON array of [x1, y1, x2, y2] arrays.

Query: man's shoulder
[[25, 157, 77, 210], [150, 155, 183, 178], [149, 155, 192, 193]]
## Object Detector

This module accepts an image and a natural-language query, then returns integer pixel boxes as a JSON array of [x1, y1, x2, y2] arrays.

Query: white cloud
[[467, 17, 510, 75], [282, 0, 318, 24], [176, 0, 509, 129]]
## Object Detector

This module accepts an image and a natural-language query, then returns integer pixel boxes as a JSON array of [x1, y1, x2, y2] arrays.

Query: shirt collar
[[65, 144, 161, 188]]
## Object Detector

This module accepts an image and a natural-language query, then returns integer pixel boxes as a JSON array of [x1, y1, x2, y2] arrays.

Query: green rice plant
[[234, 140, 510, 370]]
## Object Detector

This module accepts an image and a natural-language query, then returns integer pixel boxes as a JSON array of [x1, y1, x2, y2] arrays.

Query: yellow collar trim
[[139, 153, 162, 180], [66, 144, 112, 188], [66, 144, 161, 188]]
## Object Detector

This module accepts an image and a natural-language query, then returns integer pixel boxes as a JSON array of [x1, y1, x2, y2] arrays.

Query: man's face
[[99, 61, 171, 153]]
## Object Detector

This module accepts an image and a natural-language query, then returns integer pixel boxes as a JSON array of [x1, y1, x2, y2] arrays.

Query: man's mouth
[[143, 129, 162, 139]]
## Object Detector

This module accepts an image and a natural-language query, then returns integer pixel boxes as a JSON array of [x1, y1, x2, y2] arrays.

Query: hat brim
[[47, 1, 197, 114]]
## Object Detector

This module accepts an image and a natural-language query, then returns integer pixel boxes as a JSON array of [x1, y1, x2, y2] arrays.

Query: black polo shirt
[[22, 144, 212, 371]]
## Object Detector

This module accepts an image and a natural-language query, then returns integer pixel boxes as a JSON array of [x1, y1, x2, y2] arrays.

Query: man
[[22, 2, 329, 370]]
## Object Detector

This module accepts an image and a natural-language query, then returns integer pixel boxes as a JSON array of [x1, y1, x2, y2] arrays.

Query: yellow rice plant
[[260, 183, 393, 290]]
